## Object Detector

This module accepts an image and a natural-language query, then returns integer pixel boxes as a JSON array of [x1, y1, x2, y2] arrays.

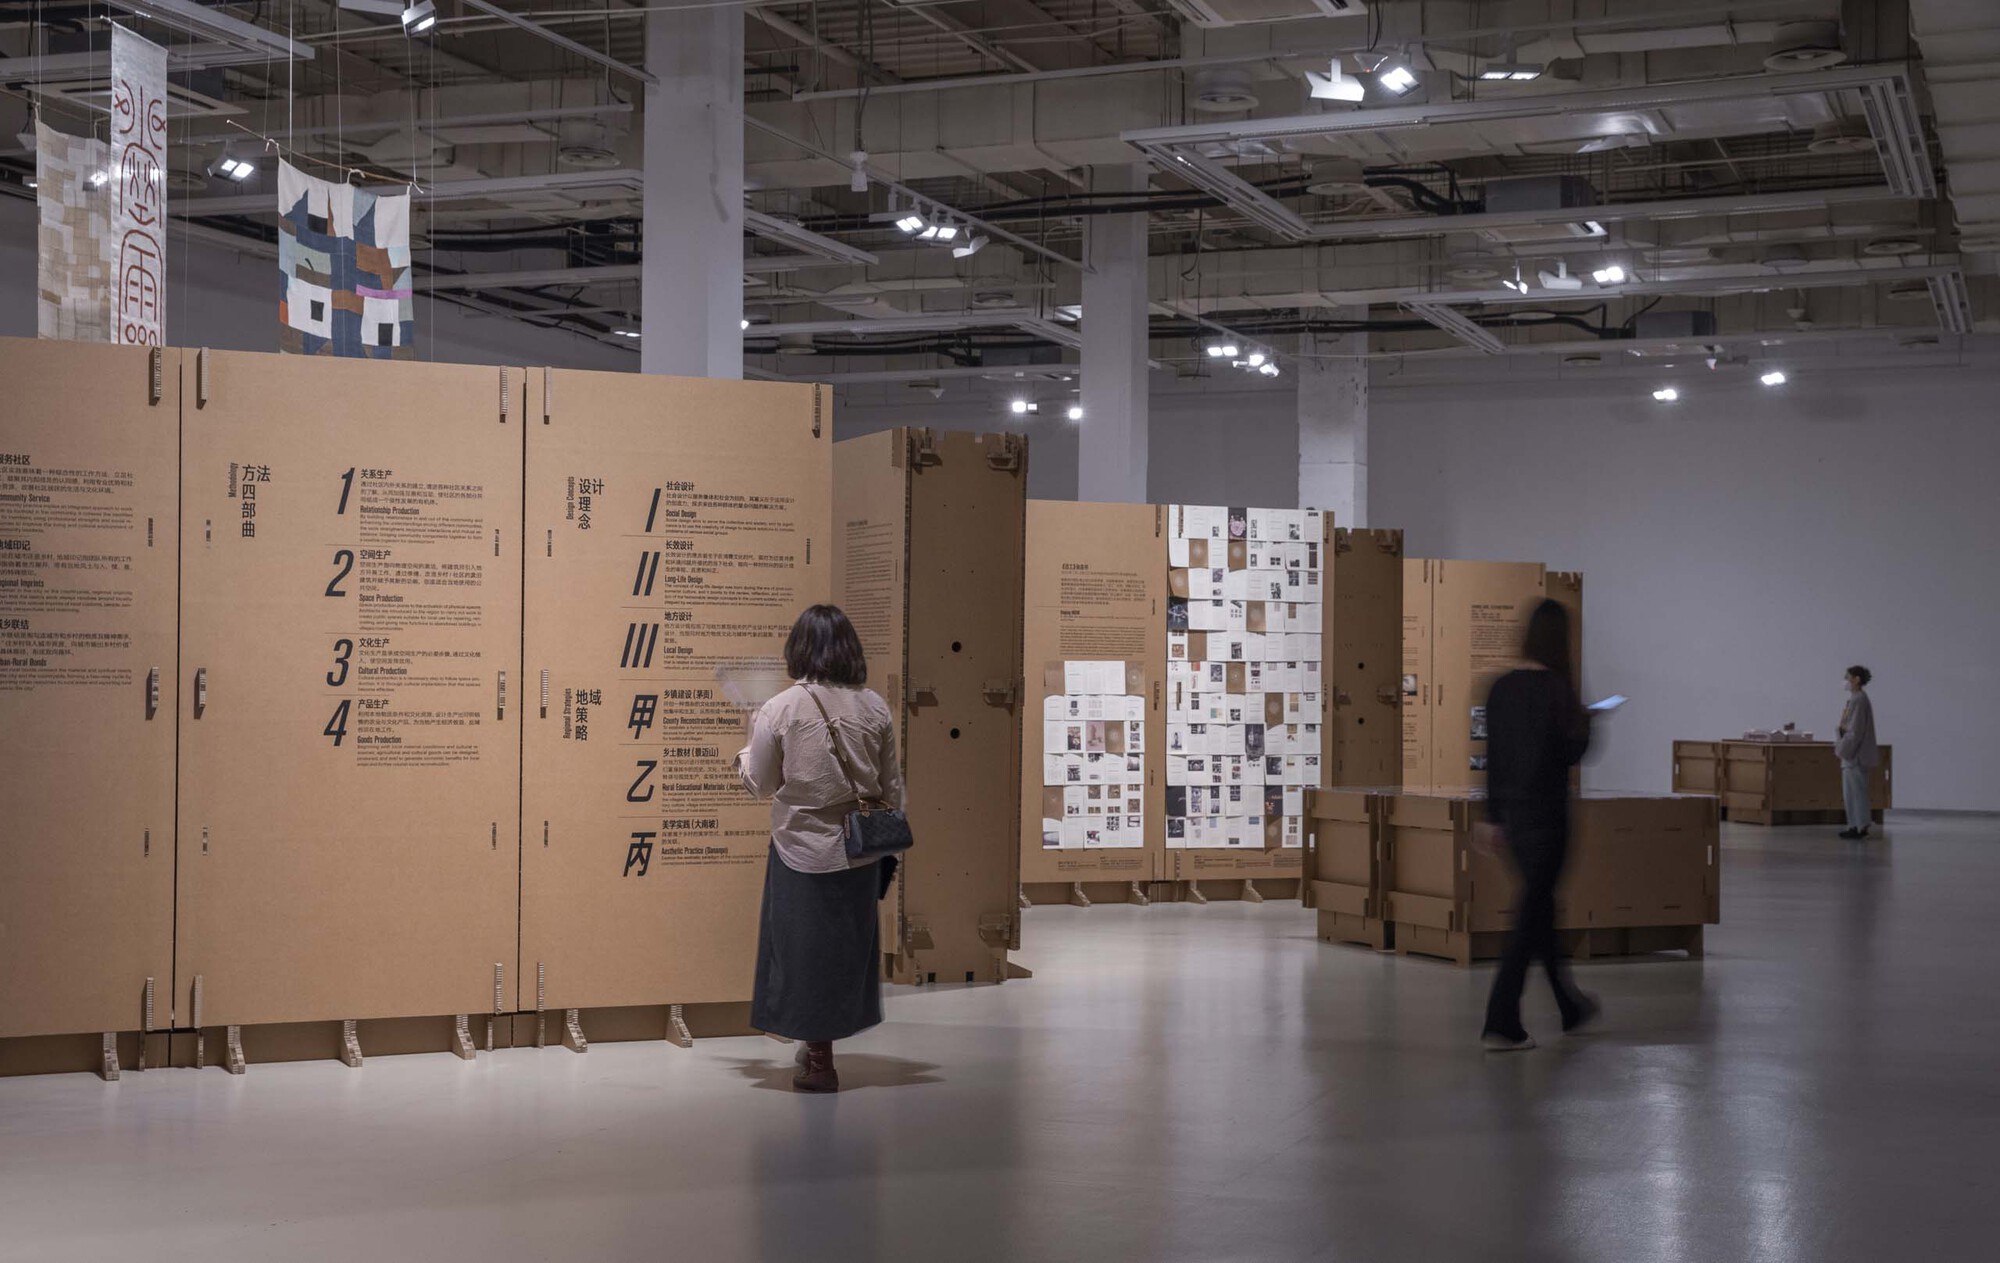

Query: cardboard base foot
[[339, 1020, 363, 1068], [667, 1004, 694, 1049], [562, 1009, 588, 1053], [1242, 880, 1266, 904], [1185, 880, 1210, 906], [99, 1033, 119, 1082], [1127, 881, 1150, 907], [1069, 882, 1091, 908], [449, 1016, 475, 1061], [224, 1025, 246, 1075]]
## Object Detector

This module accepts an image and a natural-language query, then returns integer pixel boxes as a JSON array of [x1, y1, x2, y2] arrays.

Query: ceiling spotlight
[[895, 213, 926, 234], [918, 224, 942, 240], [1501, 262, 1529, 294], [1591, 264, 1627, 285], [933, 223, 959, 242], [1305, 61, 1366, 103], [1652, 387, 1679, 402], [401, 0, 436, 33], [1537, 260, 1584, 291], [1205, 344, 1226, 358], [848, 150, 868, 194], [1246, 350, 1267, 367], [1481, 63, 1543, 81], [1009, 399, 1030, 415], [1258, 362, 1280, 377], [614, 329, 640, 339], [1378, 65, 1418, 95], [1760, 370, 1788, 387], [1067, 404, 1084, 421], [1218, 342, 1239, 358], [952, 234, 988, 259], [740, 318, 750, 330], [215, 154, 256, 182]]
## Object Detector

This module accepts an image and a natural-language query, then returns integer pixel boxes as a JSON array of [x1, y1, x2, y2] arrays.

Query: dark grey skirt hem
[[750, 843, 883, 1044]]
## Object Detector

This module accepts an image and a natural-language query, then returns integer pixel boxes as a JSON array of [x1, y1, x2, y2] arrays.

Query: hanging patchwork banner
[[277, 160, 415, 359], [110, 24, 168, 347], [35, 122, 113, 342]]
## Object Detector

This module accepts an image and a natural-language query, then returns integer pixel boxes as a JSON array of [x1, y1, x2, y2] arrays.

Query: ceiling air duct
[[1764, 22, 1847, 71], [1165, 0, 1364, 29]]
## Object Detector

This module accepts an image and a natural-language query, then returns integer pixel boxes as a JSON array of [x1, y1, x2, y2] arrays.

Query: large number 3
[[327, 638, 354, 688], [326, 548, 355, 598]]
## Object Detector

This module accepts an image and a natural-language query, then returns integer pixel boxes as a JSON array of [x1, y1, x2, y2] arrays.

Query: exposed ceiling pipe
[[459, 0, 657, 88], [749, 8, 902, 86]]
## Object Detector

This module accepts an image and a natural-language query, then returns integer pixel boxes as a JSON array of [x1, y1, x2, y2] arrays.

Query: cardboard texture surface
[[1429, 560, 1546, 792], [521, 369, 830, 1012], [175, 352, 523, 1027], [1401, 559, 1433, 790], [0, 340, 177, 1039], [1303, 787, 1391, 949], [1376, 789, 1719, 965], [1325, 529, 1404, 788], [1690, 738, 1892, 824], [836, 429, 1027, 984], [1019, 500, 1164, 889]]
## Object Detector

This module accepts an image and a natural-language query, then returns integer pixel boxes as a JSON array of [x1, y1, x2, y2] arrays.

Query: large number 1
[[327, 638, 354, 688], [336, 467, 355, 515], [326, 548, 355, 598]]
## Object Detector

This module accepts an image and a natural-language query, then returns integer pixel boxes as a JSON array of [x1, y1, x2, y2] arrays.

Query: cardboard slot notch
[[195, 348, 210, 408], [147, 347, 164, 404], [147, 667, 160, 718]]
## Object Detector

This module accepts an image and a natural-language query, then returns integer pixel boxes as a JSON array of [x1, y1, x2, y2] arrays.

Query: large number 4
[[326, 548, 355, 597], [324, 699, 352, 747], [327, 638, 354, 688]]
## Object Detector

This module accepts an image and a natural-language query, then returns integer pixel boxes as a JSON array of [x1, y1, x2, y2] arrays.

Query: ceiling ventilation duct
[[1192, 69, 1260, 114], [1808, 119, 1875, 154], [559, 118, 623, 169], [1165, 0, 1364, 29], [1763, 21, 1847, 71], [1475, 175, 1609, 244]]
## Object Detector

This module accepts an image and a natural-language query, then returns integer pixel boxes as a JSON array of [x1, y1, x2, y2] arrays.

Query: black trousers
[[1483, 826, 1586, 1039]]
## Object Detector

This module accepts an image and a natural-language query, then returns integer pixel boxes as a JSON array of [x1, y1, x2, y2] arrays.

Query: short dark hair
[[1847, 664, 1872, 687], [784, 604, 868, 686], [1520, 598, 1573, 681]]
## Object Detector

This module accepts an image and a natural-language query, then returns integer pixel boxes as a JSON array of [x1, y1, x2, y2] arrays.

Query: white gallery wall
[[1372, 366, 2000, 813]]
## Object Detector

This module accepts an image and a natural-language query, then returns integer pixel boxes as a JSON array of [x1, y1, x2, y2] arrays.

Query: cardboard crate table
[[1382, 790, 1720, 966], [1301, 787, 1392, 950], [1677, 739, 1892, 826]]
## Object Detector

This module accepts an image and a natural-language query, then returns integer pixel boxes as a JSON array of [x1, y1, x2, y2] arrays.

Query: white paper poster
[[110, 24, 168, 347], [34, 123, 112, 342]]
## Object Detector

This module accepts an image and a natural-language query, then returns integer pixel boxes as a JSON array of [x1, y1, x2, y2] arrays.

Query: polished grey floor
[[5, 815, 1997, 1262]]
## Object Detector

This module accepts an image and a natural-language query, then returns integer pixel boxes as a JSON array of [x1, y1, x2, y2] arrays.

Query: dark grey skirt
[[750, 844, 884, 1043]]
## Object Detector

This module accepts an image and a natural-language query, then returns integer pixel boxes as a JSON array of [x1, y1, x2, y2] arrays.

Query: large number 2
[[327, 638, 353, 688], [326, 548, 355, 598]]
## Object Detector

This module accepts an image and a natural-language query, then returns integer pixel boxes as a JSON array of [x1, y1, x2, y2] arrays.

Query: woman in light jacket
[[1836, 665, 1879, 840], [734, 604, 903, 1093]]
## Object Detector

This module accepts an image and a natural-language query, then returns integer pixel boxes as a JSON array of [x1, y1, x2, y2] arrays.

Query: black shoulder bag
[[803, 685, 914, 860]]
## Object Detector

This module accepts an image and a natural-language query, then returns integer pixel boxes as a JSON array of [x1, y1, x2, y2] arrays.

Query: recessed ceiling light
[[1760, 370, 1788, 387], [1591, 264, 1627, 285], [401, 1, 435, 33], [1378, 65, 1418, 95], [1652, 387, 1679, 402], [1009, 399, 1030, 415], [1480, 63, 1543, 81], [1067, 404, 1083, 421]]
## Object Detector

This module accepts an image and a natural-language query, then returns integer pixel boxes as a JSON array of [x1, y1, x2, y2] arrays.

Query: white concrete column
[[1297, 322, 1368, 525], [641, 4, 743, 379], [1077, 164, 1150, 502]]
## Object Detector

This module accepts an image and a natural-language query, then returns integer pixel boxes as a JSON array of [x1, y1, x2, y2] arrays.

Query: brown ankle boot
[[793, 1040, 838, 1093]]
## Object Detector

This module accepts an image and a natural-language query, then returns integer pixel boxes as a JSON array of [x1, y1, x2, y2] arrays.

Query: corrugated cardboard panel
[[0, 340, 177, 1039], [1019, 500, 1164, 887], [522, 370, 830, 1012], [1545, 570, 1583, 691], [1400, 558, 1433, 791], [900, 430, 1026, 982], [176, 352, 522, 1027], [832, 429, 910, 971], [1326, 528, 1404, 787], [1430, 560, 1545, 792]]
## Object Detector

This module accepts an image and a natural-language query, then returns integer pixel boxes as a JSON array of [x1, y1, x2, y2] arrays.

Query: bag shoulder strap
[[801, 684, 866, 801]]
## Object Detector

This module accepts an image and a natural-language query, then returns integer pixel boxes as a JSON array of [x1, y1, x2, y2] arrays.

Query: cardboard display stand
[[0, 342, 178, 1074], [520, 370, 829, 1038], [1400, 558, 1434, 791], [1402, 559, 1550, 792], [1674, 738, 1891, 826], [1019, 501, 1166, 905], [174, 354, 524, 1056], [835, 428, 1027, 985], [1301, 787, 1391, 950], [1325, 529, 1404, 788]]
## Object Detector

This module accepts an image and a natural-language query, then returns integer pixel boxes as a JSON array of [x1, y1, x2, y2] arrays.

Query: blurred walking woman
[[1478, 599, 1597, 1051], [734, 604, 903, 1092]]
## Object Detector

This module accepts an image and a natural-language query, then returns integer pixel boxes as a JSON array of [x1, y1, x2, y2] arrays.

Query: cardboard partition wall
[[1401, 558, 1433, 791], [0, 342, 178, 1066], [1019, 500, 1165, 905], [521, 371, 830, 1029], [1160, 503, 1331, 899], [834, 428, 1028, 985], [1325, 528, 1404, 788], [174, 354, 524, 1038]]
